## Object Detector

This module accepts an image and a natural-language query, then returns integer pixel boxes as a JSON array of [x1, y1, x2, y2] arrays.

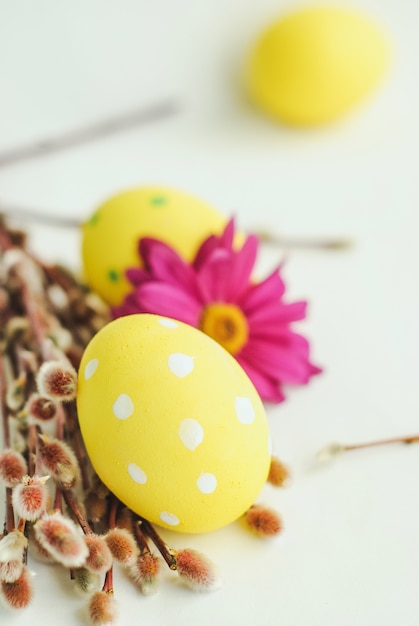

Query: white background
[[1, 1, 418, 625]]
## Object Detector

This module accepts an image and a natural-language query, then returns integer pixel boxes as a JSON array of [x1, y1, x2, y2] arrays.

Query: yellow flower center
[[200, 303, 249, 355]]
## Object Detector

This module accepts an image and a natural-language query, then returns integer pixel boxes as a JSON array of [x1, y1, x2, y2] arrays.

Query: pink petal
[[240, 269, 285, 312], [112, 293, 145, 318], [245, 301, 307, 327], [125, 268, 151, 285], [193, 218, 235, 271], [134, 282, 202, 326], [248, 332, 322, 374], [236, 356, 285, 403], [224, 234, 258, 301], [196, 249, 232, 301], [283, 331, 311, 354], [239, 338, 316, 385], [309, 363, 323, 376], [139, 238, 202, 301], [219, 217, 235, 249], [193, 234, 220, 270], [263, 331, 310, 356]]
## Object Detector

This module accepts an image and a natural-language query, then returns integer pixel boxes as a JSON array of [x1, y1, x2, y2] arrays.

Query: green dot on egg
[[150, 195, 167, 207], [88, 211, 101, 226], [107, 269, 120, 283]]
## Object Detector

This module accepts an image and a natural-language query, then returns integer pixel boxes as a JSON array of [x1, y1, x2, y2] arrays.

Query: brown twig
[[62, 488, 93, 536], [0, 99, 179, 169], [0, 355, 15, 533], [344, 434, 419, 452], [317, 434, 419, 462], [27, 424, 37, 477], [258, 230, 353, 251], [108, 497, 118, 531], [137, 516, 177, 570], [65, 404, 90, 491], [102, 566, 114, 594], [0, 357, 9, 450], [133, 520, 151, 555]]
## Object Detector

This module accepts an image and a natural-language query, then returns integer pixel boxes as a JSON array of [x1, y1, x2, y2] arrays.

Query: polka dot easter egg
[[77, 314, 271, 533], [81, 186, 227, 306]]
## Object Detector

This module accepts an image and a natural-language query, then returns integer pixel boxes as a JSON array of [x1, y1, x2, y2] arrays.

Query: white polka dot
[[158, 318, 178, 328], [179, 419, 204, 451], [197, 473, 217, 494], [84, 358, 98, 380], [112, 394, 134, 420], [128, 463, 147, 484], [235, 396, 255, 424], [160, 511, 180, 526], [168, 353, 195, 378]]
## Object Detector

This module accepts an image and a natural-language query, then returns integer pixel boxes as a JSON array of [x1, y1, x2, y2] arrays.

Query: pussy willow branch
[[259, 230, 352, 251], [0, 358, 9, 451], [0, 356, 15, 533], [62, 488, 94, 536], [317, 433, 419, 462], [344, 434, 419, 451], [1, 206, 352, 252], [1, 204, 80, 229], [133, 518, 151, 554], [137, 516, 177, 570], [0, 99, 179, 169]]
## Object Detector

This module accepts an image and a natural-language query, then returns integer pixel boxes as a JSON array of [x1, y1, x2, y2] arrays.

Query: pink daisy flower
[[113, 219, 320, 403]]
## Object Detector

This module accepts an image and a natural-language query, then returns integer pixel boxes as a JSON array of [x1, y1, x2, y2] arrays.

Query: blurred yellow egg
[[77, 314, 271, 533], [81, 187, 227, 306], [246, 6, 391, 126]]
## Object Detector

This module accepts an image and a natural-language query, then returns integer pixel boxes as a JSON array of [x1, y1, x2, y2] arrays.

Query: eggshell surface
[[246, 6, 390, 126], [77, 314, 271, 533], [81, 187, 227, 306]]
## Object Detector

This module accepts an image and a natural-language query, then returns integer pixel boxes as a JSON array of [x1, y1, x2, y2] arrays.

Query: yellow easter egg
[[77, 314, 271, 533], [246, 6, 391, 126], [81, 187, 227, 306]]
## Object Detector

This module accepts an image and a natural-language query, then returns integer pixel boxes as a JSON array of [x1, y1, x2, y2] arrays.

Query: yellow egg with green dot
[[81, 187, 227, 306], [77, 314, 271, 533]]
